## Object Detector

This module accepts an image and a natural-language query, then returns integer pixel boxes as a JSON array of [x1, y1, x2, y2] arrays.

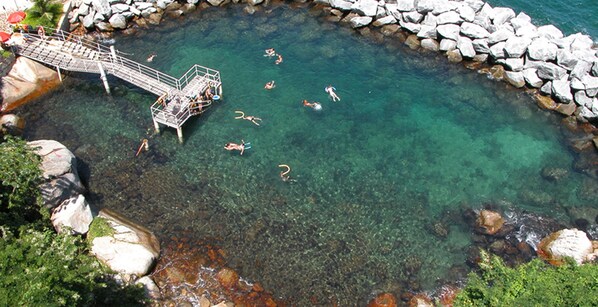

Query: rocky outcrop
[[476, 209, 505, 235], [537, 228, 598, 265], [1, 57, 60, 112], [51, 194, 95, 235], [90, 208, 160, 276], [28, 140, 86, 209]]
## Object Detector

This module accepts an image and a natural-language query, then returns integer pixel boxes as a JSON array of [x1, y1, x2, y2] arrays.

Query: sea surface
[[17, 2, 597, 305]]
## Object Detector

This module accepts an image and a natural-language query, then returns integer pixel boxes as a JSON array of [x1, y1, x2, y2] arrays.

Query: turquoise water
[[487, 0, 598, 38], [18, 4, 596, 305]]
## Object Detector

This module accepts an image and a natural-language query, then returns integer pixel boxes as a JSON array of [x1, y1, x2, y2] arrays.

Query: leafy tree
[[454, 250, 598, 306], [23, 0, 63, 30], [0, 228, 147, 306], [0, 135, 45, 229]]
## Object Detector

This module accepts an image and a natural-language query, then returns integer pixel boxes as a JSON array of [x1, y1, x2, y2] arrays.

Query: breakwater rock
[[69, 0, 598, 122]]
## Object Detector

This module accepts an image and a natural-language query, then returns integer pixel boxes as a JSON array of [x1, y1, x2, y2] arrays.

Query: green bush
[[0, 136, 44, 229], [0, 228, 147, 306], [454, 250, 598, 306]]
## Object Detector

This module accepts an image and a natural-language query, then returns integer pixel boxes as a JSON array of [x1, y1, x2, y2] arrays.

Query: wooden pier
[[10, 29, 222, 142]]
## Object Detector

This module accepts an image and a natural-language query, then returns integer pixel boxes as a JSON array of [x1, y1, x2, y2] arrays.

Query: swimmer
[[146, 52, 157, 62], [135, 139, 149, 157], [264, 80, 276, 90], [325, 85, 341, 102], [234, 110, 263, 126], [275, 54, 283, 65], [278, 164, 296, 182], [224, 140, 250, 155], [264, 48, 276, 57], [303, 99, 322, 111]]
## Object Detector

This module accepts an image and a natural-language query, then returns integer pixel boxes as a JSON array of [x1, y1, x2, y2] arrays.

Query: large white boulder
[[527, 37, 558, 61], [90, 209, 160, 276], [51, 194, 94, 235], [28, 140, 86, 208], [351, 0, 378, 17], [538, 228, 598, 265]]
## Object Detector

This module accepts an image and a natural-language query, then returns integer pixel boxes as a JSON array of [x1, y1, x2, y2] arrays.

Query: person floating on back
[[234, 110, 262, 126], [303, 99, 322, 111], [224, 140, 251, 155], [325, 85, 341, 102], [264, 80, 275, 90], [146, 52, 157, 62]]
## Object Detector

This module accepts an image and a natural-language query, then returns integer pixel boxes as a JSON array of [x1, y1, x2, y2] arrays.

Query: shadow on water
[[16, 4, 598, 305]]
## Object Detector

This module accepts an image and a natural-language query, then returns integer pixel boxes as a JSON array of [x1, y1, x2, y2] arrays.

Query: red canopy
[[0, 32, 10, 43], [7, 11, 26, 24]]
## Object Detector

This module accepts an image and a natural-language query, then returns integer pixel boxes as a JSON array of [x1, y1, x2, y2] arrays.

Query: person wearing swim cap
[[303, 99, 322, 111]]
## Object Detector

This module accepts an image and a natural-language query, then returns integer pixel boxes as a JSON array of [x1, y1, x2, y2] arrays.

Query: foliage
[[23, 0, 63, 30], [0, 49, 12, 59], [0, 228, 147, 306], [87, 217, 115, 243], [454, 250, 598, 306], [0, 136, 44, 229]]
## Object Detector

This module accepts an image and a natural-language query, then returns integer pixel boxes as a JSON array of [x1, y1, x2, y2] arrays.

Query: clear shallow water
[[18, 5, 596, 305]]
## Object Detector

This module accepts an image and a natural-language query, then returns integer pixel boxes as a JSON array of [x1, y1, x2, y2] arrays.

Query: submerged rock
[[367, 292, 398, 307], [476, 209, 504, 235]]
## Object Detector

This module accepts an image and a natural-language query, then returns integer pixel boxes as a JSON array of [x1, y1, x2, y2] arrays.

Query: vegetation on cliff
[[455, 250, 598, 306], [0, 136, 146, 305]]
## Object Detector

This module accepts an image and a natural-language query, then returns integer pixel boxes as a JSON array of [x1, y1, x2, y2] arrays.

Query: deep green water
[[18, 5, 597, 305]]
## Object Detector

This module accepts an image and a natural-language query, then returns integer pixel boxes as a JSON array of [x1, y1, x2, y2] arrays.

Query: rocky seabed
[[70, 0, 598, 121]]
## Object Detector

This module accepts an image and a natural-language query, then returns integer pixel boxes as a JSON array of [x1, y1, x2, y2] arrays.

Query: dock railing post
[[97, 62, 111, 95]]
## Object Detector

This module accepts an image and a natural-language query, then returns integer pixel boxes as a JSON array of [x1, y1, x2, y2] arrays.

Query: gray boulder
[[489, 41, 506, 59], [351, 0, 378, 17], [575, 91, 594, 107], [457, 36, 476, 58], [417, 24, 438, 39], [447, 48, 463, 63], [395, 0, 415, 12], [464, 0, 484, 12], [51, 194, 94, 235], [431, 0, 456, 15], [111, 3, 130, 13], [373, 15, 397, 26], [523, 68, 544, 88], [515, 23, 538, 38], [437, 24, 460, 41], [92, 0, 112, 16], [421, 38, 440, 51], [416, 0, 435, 14], [207, 0, 226, 6], [91, 209, 160, 277], [582, 74, 598, 91], [504, 36, 531, 58], [330, 0, 353, 11], [402, 11, 423, 23], [28, 140, 86, 209], [537, 24, 563, 40], [504, 71, 525, 88], [350, 16, 373, 28], [436, 11, 461, 25], [570, 34, 594, 52], [439, 39, 457, 51], [472, 38, 490, 53], [497, 57, 524, 72], [135, 2, 154, 10], [421, 13, 438, 26], [571, 61, 594, 80], [540, 81, 552, 95], [82, 12, 95, 28], [556, 50, 579, 71], [552, 77, 574, 103], [488, 28, 514, 44], [477, 2, 494, 18], [460, 22, 490, 39], [527, 37, 558, 61], [109, 13, 127, 29], [473, 14, 491, 31], [401, 21, 421, 33], [534, 61, 569, 80], [491, 7, 515, 26], [457, 4, 476, 22]]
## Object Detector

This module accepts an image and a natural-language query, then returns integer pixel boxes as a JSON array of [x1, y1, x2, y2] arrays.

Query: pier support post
[[176, 127, 183, 144], [97, 62, 110, 95], [110, 46, 117, 60], [153, 119, 160, 134], [56, 66, 62, 82]]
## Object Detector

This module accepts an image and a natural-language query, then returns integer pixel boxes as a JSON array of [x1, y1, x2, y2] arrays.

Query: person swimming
[[303, 99, 322, 111], [325, 85, 341, 102], [224, 140, 251, 155], [146, 52, 157, 62], [275, 54, 283, 65], [234, 110, 263, 126], [264, 80, 276, 90], [264, 48, 276, 57]]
